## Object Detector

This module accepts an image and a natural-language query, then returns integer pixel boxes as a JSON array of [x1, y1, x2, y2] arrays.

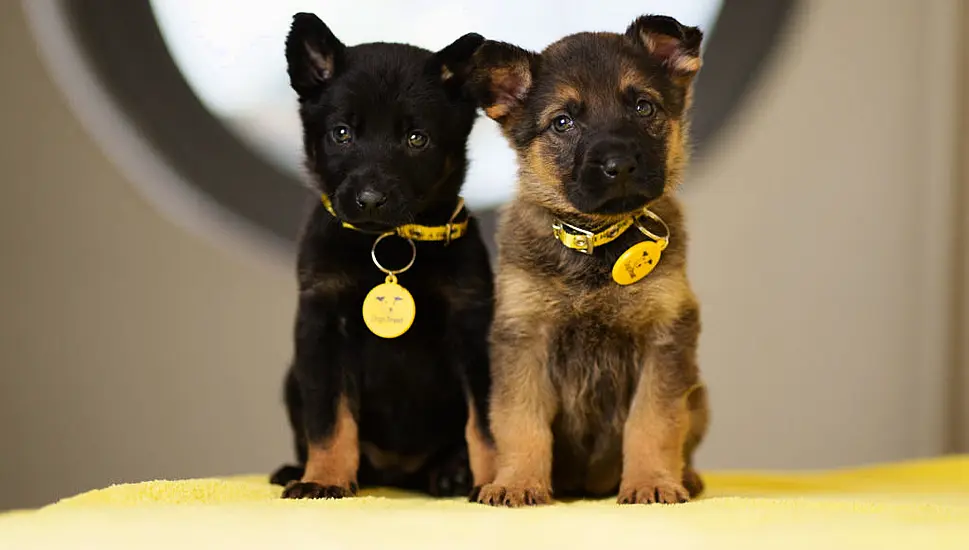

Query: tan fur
[[440, 65, 455, 82], [538, 85, 582, 127], [518, 141, 575, 214], [484, 66, 533, 120], [618, 61, 657, 96], [465, 402, 497, 486], [301, 396, 359, 489], [475, 262, 562, 505], [641, 33, 702, 76], [665, 119, 688, 189], [484, 105, 509, 120], [617, 353, 694, 504], [682, 384, 709, 496], [473, 29, 708, 507]]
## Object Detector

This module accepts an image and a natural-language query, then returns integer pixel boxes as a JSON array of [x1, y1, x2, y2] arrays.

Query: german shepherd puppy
[[467, 15, 709, 506], [271, 13, 494, 499]]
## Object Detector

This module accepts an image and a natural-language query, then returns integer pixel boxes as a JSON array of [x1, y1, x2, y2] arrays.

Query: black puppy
[[270, 13, 495, 499]]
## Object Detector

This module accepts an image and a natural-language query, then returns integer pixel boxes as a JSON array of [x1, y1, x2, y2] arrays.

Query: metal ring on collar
[[371, 232, 417, 275], [635, 209, 671, 243]]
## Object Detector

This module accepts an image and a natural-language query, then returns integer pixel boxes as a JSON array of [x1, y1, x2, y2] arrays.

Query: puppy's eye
[[551, 114, 574, 133], [635, 99, 655, 118], [331, 125, 353, 144], [407, 131, 429, 149]]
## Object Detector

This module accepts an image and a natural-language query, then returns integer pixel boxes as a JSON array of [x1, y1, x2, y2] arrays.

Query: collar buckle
[[444, 222, 456, 245], [552, 221, 596, 254], [444, 197, 466, 246]]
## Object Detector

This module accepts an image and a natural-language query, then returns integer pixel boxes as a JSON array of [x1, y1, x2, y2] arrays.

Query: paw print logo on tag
[[612, 240, 664, 285]]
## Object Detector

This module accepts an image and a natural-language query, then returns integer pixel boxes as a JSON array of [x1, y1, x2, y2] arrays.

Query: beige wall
[[0, 0, 964, 510], [0, 2, 295, 510], [687, 0, 963, 469], [957, 1, 969, 454]]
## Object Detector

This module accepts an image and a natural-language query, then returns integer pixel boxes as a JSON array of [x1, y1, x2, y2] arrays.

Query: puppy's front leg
[[282, 298, 360, 499], [455, 303, 497, 492], [475, 322, 556, 507], [618, 306, 701, 505]]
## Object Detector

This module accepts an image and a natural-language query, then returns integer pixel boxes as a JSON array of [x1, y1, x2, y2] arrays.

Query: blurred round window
[[25, 0, 796, 256], [150, 0, 724, 210]]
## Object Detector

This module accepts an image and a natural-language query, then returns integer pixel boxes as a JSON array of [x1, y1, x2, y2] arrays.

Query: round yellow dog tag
[[362, 274, 416, 338], [612, 239, 665, 285]]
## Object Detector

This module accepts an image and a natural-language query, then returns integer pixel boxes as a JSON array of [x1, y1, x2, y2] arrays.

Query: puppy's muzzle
[[586, 137, 642, 186], [338, 168, 405, 225], [572, 138, 665, 215], [598, 154, 638, 181]]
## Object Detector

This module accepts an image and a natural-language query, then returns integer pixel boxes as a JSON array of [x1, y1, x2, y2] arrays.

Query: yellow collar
[[320, 194, 469, 243], [552, 208, 669, 254]]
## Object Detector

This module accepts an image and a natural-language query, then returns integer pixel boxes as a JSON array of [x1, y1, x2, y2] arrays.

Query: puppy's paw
[[617, 477, 689, 505], [475, 483, 552, 507], [281, 481, 358, 500], [269, 464, 304, 487], [427, 449, 472, 497]]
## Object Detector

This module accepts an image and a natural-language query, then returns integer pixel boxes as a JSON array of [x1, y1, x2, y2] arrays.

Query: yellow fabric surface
[[2, 457, 969, 549]]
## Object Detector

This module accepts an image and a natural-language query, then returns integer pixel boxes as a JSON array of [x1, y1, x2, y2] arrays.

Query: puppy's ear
[[430, 33, 485, 88], [285, 13, 345, 100], [626, 15, 703, 80], [468, 41, 539, 123]]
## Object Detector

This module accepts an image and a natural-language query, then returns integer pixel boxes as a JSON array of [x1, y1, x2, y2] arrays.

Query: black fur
[[273, 13, 492, 498]]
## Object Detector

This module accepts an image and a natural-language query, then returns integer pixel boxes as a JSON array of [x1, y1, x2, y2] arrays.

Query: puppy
[[271, 13, 495, 499], [468, 15, 709, 506]]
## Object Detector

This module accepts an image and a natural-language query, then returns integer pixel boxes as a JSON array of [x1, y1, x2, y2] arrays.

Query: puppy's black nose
[[601, 156, 637, 179], [355, 189, 388, 211]]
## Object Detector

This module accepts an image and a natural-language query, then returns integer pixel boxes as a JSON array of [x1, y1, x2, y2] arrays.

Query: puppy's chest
[[546, 308, 646, 428], [348, 287, 459, 394], [340, 264, 484, 361], [553, 275, 673, 330], [540, 279, 675, 429]]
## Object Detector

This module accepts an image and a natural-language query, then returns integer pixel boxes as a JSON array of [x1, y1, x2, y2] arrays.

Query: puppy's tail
[[269, 464, 305, 487], [682, 384, 710, 498]]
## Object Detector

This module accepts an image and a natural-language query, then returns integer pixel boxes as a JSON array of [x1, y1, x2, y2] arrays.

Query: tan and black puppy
[[468, 15, 709, 506]]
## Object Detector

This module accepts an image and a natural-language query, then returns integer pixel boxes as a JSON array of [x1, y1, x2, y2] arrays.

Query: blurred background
[[0, 0, 966, 511]]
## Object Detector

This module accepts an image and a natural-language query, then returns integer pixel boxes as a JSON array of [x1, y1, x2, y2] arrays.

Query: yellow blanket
[[2, 457, 968, 549]]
